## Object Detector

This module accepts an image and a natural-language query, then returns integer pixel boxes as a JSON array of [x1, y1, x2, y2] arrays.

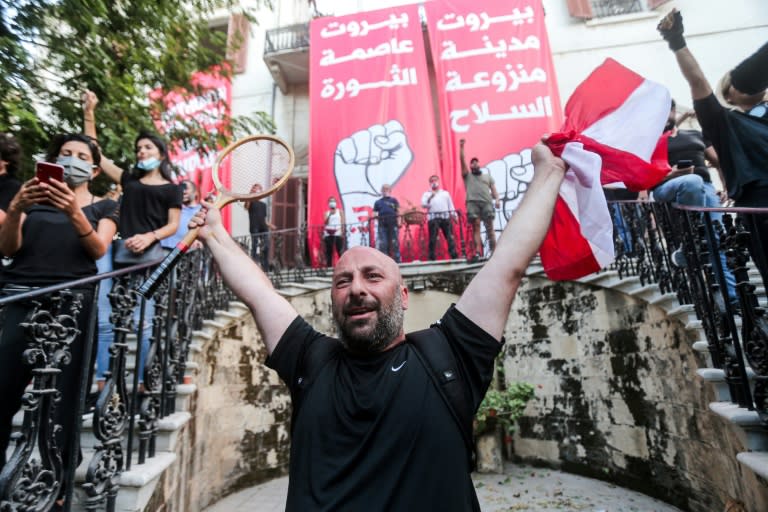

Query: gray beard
[[335, 292, 404, 355]]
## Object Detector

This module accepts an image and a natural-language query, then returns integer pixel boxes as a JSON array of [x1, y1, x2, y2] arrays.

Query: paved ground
[[203, 463, 682, 511]]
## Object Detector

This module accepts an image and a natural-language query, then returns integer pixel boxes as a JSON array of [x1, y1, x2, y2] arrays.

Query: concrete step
[[709, 402, 768, 452], [72, 450, 177, 512], [697, 368, 731, 402], [736, 451, 768, 480]]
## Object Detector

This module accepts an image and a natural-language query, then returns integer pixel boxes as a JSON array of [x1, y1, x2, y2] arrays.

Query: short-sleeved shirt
[[266, 305, 502, 511], [162, 203, 201, 248], [0, 174, 21, 212], [463, 171, 494, 204], [693, 93, 768, 203], [373, 196, 399, 227], [667, 129, 711, 183], [1, 199, 119, 286], [119, 172, 182, 237], [248, 200, 268, 234]]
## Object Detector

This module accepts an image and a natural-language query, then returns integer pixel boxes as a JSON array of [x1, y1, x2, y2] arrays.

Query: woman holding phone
[[0, 133, 119, 505]]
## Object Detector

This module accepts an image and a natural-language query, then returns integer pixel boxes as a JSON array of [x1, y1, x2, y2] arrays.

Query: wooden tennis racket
[[138, 134, 295, 297]]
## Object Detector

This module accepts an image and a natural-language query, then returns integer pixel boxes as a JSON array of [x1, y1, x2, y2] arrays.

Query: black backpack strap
[[408, 327, 475, 470]]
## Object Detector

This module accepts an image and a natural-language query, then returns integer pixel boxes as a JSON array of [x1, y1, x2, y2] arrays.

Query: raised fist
[[485, 148, 535, 232], [657, 9, 686, 51], [334, 120, 413, 247]]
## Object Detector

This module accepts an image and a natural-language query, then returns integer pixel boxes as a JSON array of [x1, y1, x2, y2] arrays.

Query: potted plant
[[474, 381, 534, 473]]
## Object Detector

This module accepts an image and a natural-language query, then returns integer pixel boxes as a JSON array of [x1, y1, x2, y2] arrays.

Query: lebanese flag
[[540, 59, 671, 281]]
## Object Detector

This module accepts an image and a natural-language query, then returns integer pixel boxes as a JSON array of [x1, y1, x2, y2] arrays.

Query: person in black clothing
[[0, 133, 22, 227], [188, 141, 566, 511], [0, 134, 119, 506], [658, 9, 768, 287], [245, 183, 275, 271], [98, 130, 182, 383]]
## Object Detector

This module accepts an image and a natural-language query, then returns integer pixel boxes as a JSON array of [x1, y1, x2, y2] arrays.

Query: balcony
[[263, 23, 310, 94]]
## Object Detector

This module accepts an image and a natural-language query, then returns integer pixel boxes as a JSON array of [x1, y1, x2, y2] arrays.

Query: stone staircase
[[565, 265, 768, 482]]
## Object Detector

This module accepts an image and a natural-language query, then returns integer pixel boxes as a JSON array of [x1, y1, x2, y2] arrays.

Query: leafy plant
[[474, 382, 534, 436]]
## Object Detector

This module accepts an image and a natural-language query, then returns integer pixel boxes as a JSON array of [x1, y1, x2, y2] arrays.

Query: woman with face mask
[[96, 129, 182, 390], [0, 133, 119, 505], [323, 196, 346, 266]]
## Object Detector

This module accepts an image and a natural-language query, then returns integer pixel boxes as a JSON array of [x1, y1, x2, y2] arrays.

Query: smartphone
[[35, 162, 65, 184], [676, 159, 694, 168]]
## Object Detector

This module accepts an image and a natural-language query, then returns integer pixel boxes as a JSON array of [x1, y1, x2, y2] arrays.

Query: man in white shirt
[[421, 175, 459, 260]]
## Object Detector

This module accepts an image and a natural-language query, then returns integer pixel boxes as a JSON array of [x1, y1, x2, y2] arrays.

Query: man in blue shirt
[[372, 184, 401, 263], [162, 180, 201, 249]]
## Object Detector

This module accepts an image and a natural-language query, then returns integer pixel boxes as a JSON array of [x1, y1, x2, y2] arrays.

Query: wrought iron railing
[[264, 23, 310, 54], [0, 247, 231, 511], [608, 201, 768, 418]]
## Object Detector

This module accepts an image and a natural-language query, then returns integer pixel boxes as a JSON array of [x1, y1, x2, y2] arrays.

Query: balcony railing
[[264, 23, 310, 54], [591, 0, 644, 18]]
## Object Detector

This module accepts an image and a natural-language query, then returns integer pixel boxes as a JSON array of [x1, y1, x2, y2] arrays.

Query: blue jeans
[[651, 174, 705, 205], [703, 182, 737, 301], [377, 222, 400, 262], [95, 245, 113, 381]]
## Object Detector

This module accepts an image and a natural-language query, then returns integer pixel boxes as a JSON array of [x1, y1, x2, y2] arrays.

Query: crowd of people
[[0, 8, 765, 510]]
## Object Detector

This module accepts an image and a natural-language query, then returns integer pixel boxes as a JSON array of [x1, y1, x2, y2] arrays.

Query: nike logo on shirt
[[391, 361, 407, 372]]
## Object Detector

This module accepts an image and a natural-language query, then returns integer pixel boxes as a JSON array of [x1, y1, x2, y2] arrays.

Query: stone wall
[[504, 276, 768, 512]]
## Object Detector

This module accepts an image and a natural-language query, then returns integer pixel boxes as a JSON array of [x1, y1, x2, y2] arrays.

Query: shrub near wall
[[503, 277, 768, 512]]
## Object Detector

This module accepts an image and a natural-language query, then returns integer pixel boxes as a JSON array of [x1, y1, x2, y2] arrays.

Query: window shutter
[[226, 13, 250, 74], [566, 0, 594, 19], [647, 0, 672, 8]]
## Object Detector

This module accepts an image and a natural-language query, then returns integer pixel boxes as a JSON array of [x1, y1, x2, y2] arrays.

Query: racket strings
[[220, 139, 292, 196]]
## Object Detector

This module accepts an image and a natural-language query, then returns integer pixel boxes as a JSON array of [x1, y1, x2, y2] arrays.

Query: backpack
[[407, 327, 476, 471]]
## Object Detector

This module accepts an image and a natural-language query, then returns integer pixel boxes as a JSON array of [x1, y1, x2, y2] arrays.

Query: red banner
[[151, 68, 232, 230], [309, 4, 440, 265], [425, 0, 562, 234]]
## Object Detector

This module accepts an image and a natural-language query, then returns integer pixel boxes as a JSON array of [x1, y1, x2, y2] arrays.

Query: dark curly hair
[[133, 131, 175, 182], [0, 133, 22, 176], [45, 133, 101, 167]]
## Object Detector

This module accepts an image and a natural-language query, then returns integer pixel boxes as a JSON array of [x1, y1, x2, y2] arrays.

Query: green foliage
[[0, 0, 274, 180], [475, 382, 535, 436]]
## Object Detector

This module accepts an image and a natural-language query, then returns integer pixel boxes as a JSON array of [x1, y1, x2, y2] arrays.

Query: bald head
[[330, 245, 409, 354], [334, 246, 402, 283]]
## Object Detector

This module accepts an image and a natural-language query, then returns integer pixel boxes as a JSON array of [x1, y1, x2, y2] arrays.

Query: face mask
[[56, 156, 93, 186], [471, 168, 482, 175], [136, 157, 161, 172], [329, 201, 337, 209], [430, 182, 439, 190]]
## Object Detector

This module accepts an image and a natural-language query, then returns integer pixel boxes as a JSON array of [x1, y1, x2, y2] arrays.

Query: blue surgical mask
[[136, 158, 161, 172], [56, 156, 93, 186]]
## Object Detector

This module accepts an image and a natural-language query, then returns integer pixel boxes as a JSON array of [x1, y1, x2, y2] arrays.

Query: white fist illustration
[[334, 120, 413, 247], [484, 148, 534, 233]]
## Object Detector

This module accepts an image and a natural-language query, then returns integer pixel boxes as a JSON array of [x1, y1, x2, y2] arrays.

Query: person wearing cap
[[658, 9, 768, 286]]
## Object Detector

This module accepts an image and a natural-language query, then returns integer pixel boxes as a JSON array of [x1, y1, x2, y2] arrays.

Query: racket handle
[[137, 246, 186, 297]]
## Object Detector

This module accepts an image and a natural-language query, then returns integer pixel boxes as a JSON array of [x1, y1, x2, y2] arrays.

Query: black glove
[[658, 10, 686, 52]]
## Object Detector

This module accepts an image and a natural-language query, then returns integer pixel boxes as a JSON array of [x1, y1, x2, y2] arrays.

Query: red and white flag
[[541, 58, 671, 281]]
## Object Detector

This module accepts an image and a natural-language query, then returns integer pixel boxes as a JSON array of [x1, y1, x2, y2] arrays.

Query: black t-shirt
[[667, 129, 711, 182], [693, 93, 768, 203], [0, 174, 21, 212], [119, 172, 181, 237], [267, 305, 502, 512], [2, 199, 119, 285], [248, 200, 268, 233]]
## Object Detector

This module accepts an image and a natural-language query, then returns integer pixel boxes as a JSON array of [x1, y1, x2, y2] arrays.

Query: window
[[203, 14, 250, 74], [567, 0, 671, 19]]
